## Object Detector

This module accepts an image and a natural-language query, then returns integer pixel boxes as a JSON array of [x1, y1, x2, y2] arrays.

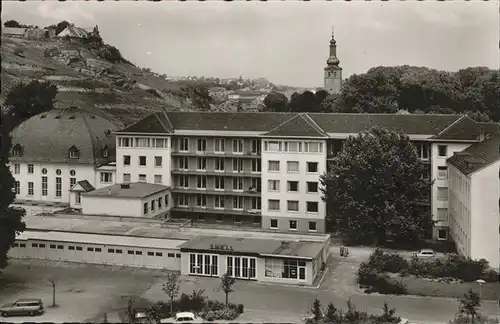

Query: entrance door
[[226, 256, 257, 280], [189, 253, 218, 276]]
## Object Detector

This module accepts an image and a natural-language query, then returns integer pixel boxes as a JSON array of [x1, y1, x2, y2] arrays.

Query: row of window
[[176, 157, 262, 173], [11, 165, 76, 177], [270, 219, 318, 232], [15, 177, 65, 197], [122, 173, 163, 184], [13, 242, 181, 258], [118, 137, 169, 149], [177, 175, 261, 191], [122, 155, 163, 168], [143, 195, 169, 215], [180, 138, 261, 154], [268, 200, 319, 213], [12, 144, 108, 160], [176, 194, 261, 210], [268, 161, 319, 173], [194, 214, 261, 224], [268, 180, 318, 194], [264, 141, 323, 154], [265, 258, 307, 280]]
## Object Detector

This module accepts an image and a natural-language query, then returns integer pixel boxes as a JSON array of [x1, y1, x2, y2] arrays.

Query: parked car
[[414, 249, 436, 258], [134, 308, 150, 324], [0, 298, 45, 317], [160, 311, 201, 323], [399, 318, 410, 324]]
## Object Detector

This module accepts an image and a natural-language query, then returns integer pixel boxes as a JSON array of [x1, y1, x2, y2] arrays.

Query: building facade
[[324, 29, 342, 94]]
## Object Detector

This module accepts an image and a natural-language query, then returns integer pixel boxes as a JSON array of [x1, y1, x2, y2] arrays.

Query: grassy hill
[[1, 35, 197, 126]]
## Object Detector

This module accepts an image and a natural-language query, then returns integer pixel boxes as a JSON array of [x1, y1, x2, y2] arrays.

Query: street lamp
[[476, 279, 486, 299]]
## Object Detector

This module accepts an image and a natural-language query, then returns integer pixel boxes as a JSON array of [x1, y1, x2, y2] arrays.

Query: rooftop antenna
[[332, 26, 335, 38]]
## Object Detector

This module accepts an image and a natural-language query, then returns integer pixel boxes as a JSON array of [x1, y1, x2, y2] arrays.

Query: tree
[[263, 92, 288, 112], [324, 302, 342, 323], [311, 298, 323, 321], [48, 277, 59, 307], [314, 89, 329, 104], [459, 289, 481, 323], [465, 111, 493, 123], [162, 273, 180, 315], [288, 91, 321, 113], [4, 20, 21, 28], [55, 20, 70, 35], [320, 126, 433, 244], [372, 302, 400, 324], [220, 272, 236, 305]]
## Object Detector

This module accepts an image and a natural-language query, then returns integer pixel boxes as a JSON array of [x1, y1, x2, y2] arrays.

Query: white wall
[[448, 165, 472, 256], [261, 139, 327, 232], [82, 196, 141, 217], [431, 142, 472, 237], [94, 167, 117, 190], [470, 162, 500, 268], [116, 136, 172, 186], [10, 162, 97, 204]]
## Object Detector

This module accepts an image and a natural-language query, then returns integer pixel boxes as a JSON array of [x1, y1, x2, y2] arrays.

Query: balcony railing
[[171, 206, 262, 216], [171, 169, 261, 177], [171, 150, 261, 158], [171, 187, 261, 197]]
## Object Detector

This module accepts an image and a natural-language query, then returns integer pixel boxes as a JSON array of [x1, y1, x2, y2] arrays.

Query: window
[[75, 192, 81, 204], [196, 195, 206, 207], [253, 216, 260, 224], [307, 162, 318, 173], [32, 243, 38, 248], [251, 197, 261, 210], [56, 169, 62, 176], [232, 139, 243, 153], [179, 175, 189, 188], [116, 249, 123, 254], [147, 252, 154, 256], [154, 175, 162, 184], [39, 244, 45, 248], [27, 164, 34, 174], [42, 168, 47, 175], [28, 182, 34, 196], [215, 158, 224, 171], [266, 141, 282, 152], [268, 160, 280, 172], [417, 143, 430, 160], [289, 220, 297, 230], [265, 259, 306, 279], [156, 252, 163, 257], [50, 244, 56, 249], [215, 196, 225, 208], [100, 172, 113, 183], [155, 156, 163, 167], [143, 203, 148, 214], [179, 157, 189, 170], [197, 157, 207, 170], [14, 181, 20, 195], [139, 174, 146, 182], [70, 177, 76, 188], [437, 187, 448, 201], [268, 199, 280, 211], [285, 141, 301, 152], [69, 146, 80, 159], [76, 246, 82, 251], [70, 170, 76, 177], [108, 249, 115, 253], [13, 163, 20, 174], [151, 200, 156, 211], [165, 195, 169, 207], [139, 156, 147, 166], [158, 197, 163, 209], [307, 201, 319, 213], [287, 161, 299, 173], [95, 248, 102, 252], [41, 177, 48, 196], [12, 144, 23, 157], [119, 138, 132, 147], [421, 168, 431, 180], [270, 219, 278, 229], [233, 196, 243, 209], [168, 253, 175, 258], [177, 194, 188, 207], [438, 145, 448, 157], [196, 176, 207, 189], [438, 229, 448, 240], [128, 250, 134, 255], [197, 138, 207, 152], [307, 182, 318, 193], [155, 138, 167, 148], [232, 158, 243, 172], [102, 146, 109, 158], [215, 176, 225, 190], [251, 139, 261, 154], [287, 181, 299, 192], [123, 173, 131, 182], [268, 180, 280, 191], [179, 138, 189, 152], [57, 245, 64, 250], [309, 221, 317, 231], [123, 155, 131, 166], [214, 138, 225, 153], [287, 200, 299, 212], [232, 178, 243, 191], [251, 159, 261, 172], [437, 208, 448, 221], [437, 166, 448, 179], [135, 138, 150, 148], [305, 142, 322, 153]]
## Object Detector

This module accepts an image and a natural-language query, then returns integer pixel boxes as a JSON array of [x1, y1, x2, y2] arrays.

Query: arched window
[[102, 145, 109, 158], [69, 146, 80, 159], [56, 169, 62, 176], [70, 170, 76, 176], [12, 144, 23, 157], [42, 168, 47, 175]]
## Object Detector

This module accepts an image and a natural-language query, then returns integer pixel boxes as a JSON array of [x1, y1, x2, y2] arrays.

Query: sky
[[2, 1, 499, 87]]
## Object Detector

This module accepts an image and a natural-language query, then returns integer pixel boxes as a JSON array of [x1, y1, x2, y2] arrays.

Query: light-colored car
[[399, 318, 410, 324], [160, 311, 202, 323], [0, 298, 45, 317], [414, 249, 436, 258]]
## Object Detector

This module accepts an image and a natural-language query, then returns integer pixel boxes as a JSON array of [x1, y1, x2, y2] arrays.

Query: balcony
[[171, 187, 261, 197], [171, 150, 261, 158], [171, 169, 261, 177], [171, 206, 261, 216]]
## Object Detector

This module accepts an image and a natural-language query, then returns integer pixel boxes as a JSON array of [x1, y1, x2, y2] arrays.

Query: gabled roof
[[70, 180, 95, 193], [447, 135, 500, 175], [116, 112, 174, 134], [264, 113, 328, 138], [57, 25, 91, 38], [431, 116, 495, 141]]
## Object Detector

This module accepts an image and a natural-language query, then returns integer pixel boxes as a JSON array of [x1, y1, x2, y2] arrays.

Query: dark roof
[[10, 107, 118, 164], [431, 116, 497, 141], [117, 112, 174, 134], [447, 135, 500, 175], [82, 182, 169, 199], [75, 180, 95, 193], [264, 113, 328, 137], [477, 122, 500, 136]]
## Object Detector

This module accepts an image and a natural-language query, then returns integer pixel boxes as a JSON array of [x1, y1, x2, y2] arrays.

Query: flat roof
[[82, 182, 169, 199], [17, 230, 187, 250], [180, 236, 324, 258]]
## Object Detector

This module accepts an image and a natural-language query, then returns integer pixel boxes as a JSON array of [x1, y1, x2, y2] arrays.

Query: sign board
[[210, 244, 234, 252]]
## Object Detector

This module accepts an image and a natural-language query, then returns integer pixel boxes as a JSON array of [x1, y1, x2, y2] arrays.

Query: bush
[[409, 254, 491, 282], [237, 303, 244, 314], [367, 248, 409, 273], [199, 307, 240, 321], [357, 262, 407, 295], [147, 301, 171, 321], [480, 270, 499, 283], [450, 314, 500, 324]]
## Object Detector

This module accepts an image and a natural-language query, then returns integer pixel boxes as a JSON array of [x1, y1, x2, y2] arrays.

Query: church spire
[[324, 27, 342, 94], [327, 26, 339, 66]]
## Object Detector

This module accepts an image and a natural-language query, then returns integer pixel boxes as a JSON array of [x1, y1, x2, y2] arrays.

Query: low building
[[2, 27, 27, 38], [80, 182, 171, 218], [447, 135, 500, 268]]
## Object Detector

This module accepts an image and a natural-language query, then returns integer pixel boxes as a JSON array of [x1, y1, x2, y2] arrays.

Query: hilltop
[[1, 28, 203, 127]]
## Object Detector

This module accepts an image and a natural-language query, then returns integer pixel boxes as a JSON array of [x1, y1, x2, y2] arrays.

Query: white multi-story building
[[447, 135, 500, 269], [9, 107, 118, 215]]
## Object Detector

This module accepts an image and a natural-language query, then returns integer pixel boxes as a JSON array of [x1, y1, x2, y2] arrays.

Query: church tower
[[324, 28, 342, 94]]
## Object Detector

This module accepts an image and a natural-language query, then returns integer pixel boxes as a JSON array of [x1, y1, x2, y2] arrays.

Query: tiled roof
[[447, 135, 500, 175], [431, 116, 497, 141], [264, 113, 328, 137], [10, 107, 118, 164], [116, 112, 174, 134], [78, 180, 95, 192], [83, 182, 169, 199]]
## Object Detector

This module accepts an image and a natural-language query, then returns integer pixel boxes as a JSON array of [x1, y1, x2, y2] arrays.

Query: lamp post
[[476, 279, 486, 299]]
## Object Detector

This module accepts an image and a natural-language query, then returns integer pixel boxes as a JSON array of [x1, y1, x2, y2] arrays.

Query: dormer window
[[102, 145, 109, 158], [12, 144, 23, 157], [69, 146, 80, 159]]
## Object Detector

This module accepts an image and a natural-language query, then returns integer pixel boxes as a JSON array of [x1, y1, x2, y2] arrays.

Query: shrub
[[147, 301, 171, 321], [409, 254, 491, 282], [480, 270, 499, 283], [367, 249, 409, 273], [236, 303, 244, 314], [199, 307, 240, 321]]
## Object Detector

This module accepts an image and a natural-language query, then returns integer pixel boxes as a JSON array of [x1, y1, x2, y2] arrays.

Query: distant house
[[2, 27, 27, 38], [57, 25, 98, 43]]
